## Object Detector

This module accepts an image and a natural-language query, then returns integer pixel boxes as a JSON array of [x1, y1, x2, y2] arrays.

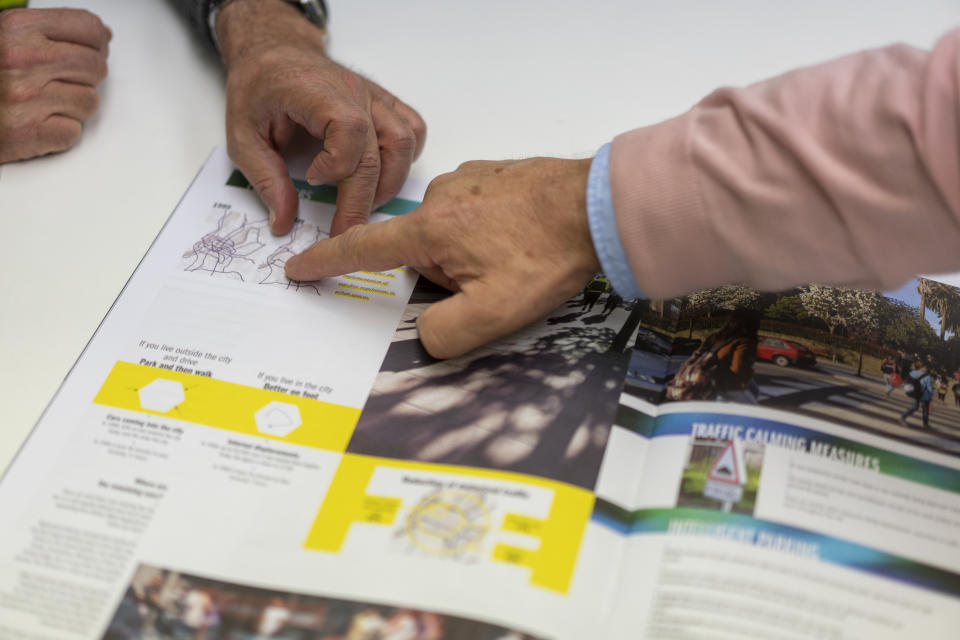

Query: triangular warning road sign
[[707, 440, 745, 485]]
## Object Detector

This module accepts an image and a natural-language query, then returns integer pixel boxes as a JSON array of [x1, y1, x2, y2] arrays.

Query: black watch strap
[[293, 0, 329, 34]]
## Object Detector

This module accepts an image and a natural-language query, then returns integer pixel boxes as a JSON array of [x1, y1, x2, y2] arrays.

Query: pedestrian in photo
[[579, 277, 608, 313], [900, 361, 934, 429], [666, 309, 760, 403], [256, 596, 292, 639], [602, 293, 623, 317], [881, 356, 897, 397]]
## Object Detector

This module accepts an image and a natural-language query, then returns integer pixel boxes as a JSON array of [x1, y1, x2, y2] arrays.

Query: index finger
[[40, 8, 111, 51], [284, 213, 422, 281]]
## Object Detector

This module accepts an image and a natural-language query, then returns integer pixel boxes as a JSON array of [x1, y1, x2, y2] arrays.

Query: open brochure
[[0, 147, 957, 639]]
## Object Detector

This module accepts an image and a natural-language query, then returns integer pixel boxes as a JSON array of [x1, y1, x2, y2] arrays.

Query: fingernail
[[268, 209, 276, 229], [305, 174, 321, 186]]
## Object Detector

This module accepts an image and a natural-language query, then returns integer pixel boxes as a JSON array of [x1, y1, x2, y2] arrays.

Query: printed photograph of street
[[348, 276, 633, 488], [621, 278, 960, 455], [102, 564, 541, 639]]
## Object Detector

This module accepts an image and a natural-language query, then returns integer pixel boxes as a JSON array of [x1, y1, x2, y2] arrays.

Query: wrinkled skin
[[0, 8, 110, 164], [217, 0, 426, 236], [286, 157, 599, 358]]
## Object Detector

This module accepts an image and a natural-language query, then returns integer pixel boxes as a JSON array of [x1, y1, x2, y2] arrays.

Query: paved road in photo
[[756, 361, 960, 453]]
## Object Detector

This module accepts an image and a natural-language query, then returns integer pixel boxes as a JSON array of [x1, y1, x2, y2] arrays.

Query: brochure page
[[0, 151, 631, 640], [2, 146, 958, 639], [592, 279, 960, 638]]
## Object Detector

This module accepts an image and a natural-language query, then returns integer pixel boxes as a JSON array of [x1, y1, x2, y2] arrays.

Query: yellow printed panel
[[93, 361, 360, 451], [304, 459, 400, 550], [338, 283, 396, 297], [304, 454, 594, 593], [526, 484, 595, 592], [502, 513, 546, 536], [493, 543, 535, 566]]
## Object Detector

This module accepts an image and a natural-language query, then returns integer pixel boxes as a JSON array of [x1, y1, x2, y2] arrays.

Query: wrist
[[569, 157, 603, 275], [216, 0, 325, 68], [542, 157, 601, 276]]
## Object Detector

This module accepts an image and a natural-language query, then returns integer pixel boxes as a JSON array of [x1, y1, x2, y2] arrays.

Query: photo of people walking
[[619, 278, 960, 455], [102, 565, 542, 640]]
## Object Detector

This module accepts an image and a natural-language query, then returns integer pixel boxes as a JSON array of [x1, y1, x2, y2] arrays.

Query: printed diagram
[[254, 401, 303, 437], [303, 455, 595, 593], [94, 361, 362, 451], [395, 489, 492, 559], [182, 208, 268, 281], [138, 378, 185, 413], [257, 220, 328, 293], [180, 207, 329, 294]]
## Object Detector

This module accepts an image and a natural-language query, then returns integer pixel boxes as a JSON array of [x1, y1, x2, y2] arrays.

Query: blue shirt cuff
[[586, 143, 645, 299]]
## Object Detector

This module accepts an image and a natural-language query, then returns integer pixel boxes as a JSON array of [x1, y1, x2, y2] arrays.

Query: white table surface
[[1, 0, 956, 474]]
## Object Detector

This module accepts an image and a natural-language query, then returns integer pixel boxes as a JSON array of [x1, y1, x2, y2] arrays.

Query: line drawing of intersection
[[181, 208, 329, 294], [182, 209, 267, 281]]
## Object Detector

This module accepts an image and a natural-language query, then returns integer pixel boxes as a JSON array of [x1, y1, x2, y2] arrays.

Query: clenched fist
[[0, 8, 110, 164]]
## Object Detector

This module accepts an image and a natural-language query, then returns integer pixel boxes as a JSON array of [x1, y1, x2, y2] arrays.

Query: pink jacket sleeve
[[610, 28, 960, 300]]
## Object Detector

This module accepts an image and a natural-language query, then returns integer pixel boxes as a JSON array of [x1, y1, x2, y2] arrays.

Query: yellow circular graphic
[[403, 489, 491, 556]]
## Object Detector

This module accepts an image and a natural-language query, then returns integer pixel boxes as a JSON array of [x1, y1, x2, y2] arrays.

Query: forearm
[[166, 0, 322, 59], [608, 28, 960, 299], [215, 0, 325, 67]]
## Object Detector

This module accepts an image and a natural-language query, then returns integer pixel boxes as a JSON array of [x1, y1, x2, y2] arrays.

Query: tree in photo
[[799, 285, 880, 375], [878, 298, 938, 355], [681, 285, 760, 337], [800, 285, 853, 335], [917, 277, 935, 324], [845, 292, 882, 376], [926, 282, 960, 341], [687, 285, 761, 314], [764, 294, 810, 324]]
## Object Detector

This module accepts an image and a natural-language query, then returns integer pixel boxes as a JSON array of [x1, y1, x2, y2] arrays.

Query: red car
[[756, 336, 816, 367]]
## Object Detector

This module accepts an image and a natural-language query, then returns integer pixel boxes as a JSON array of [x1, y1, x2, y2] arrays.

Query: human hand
[[284, 157, 600, 358], [0, 8, 110, 164], [216, 0, 426, 237]]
